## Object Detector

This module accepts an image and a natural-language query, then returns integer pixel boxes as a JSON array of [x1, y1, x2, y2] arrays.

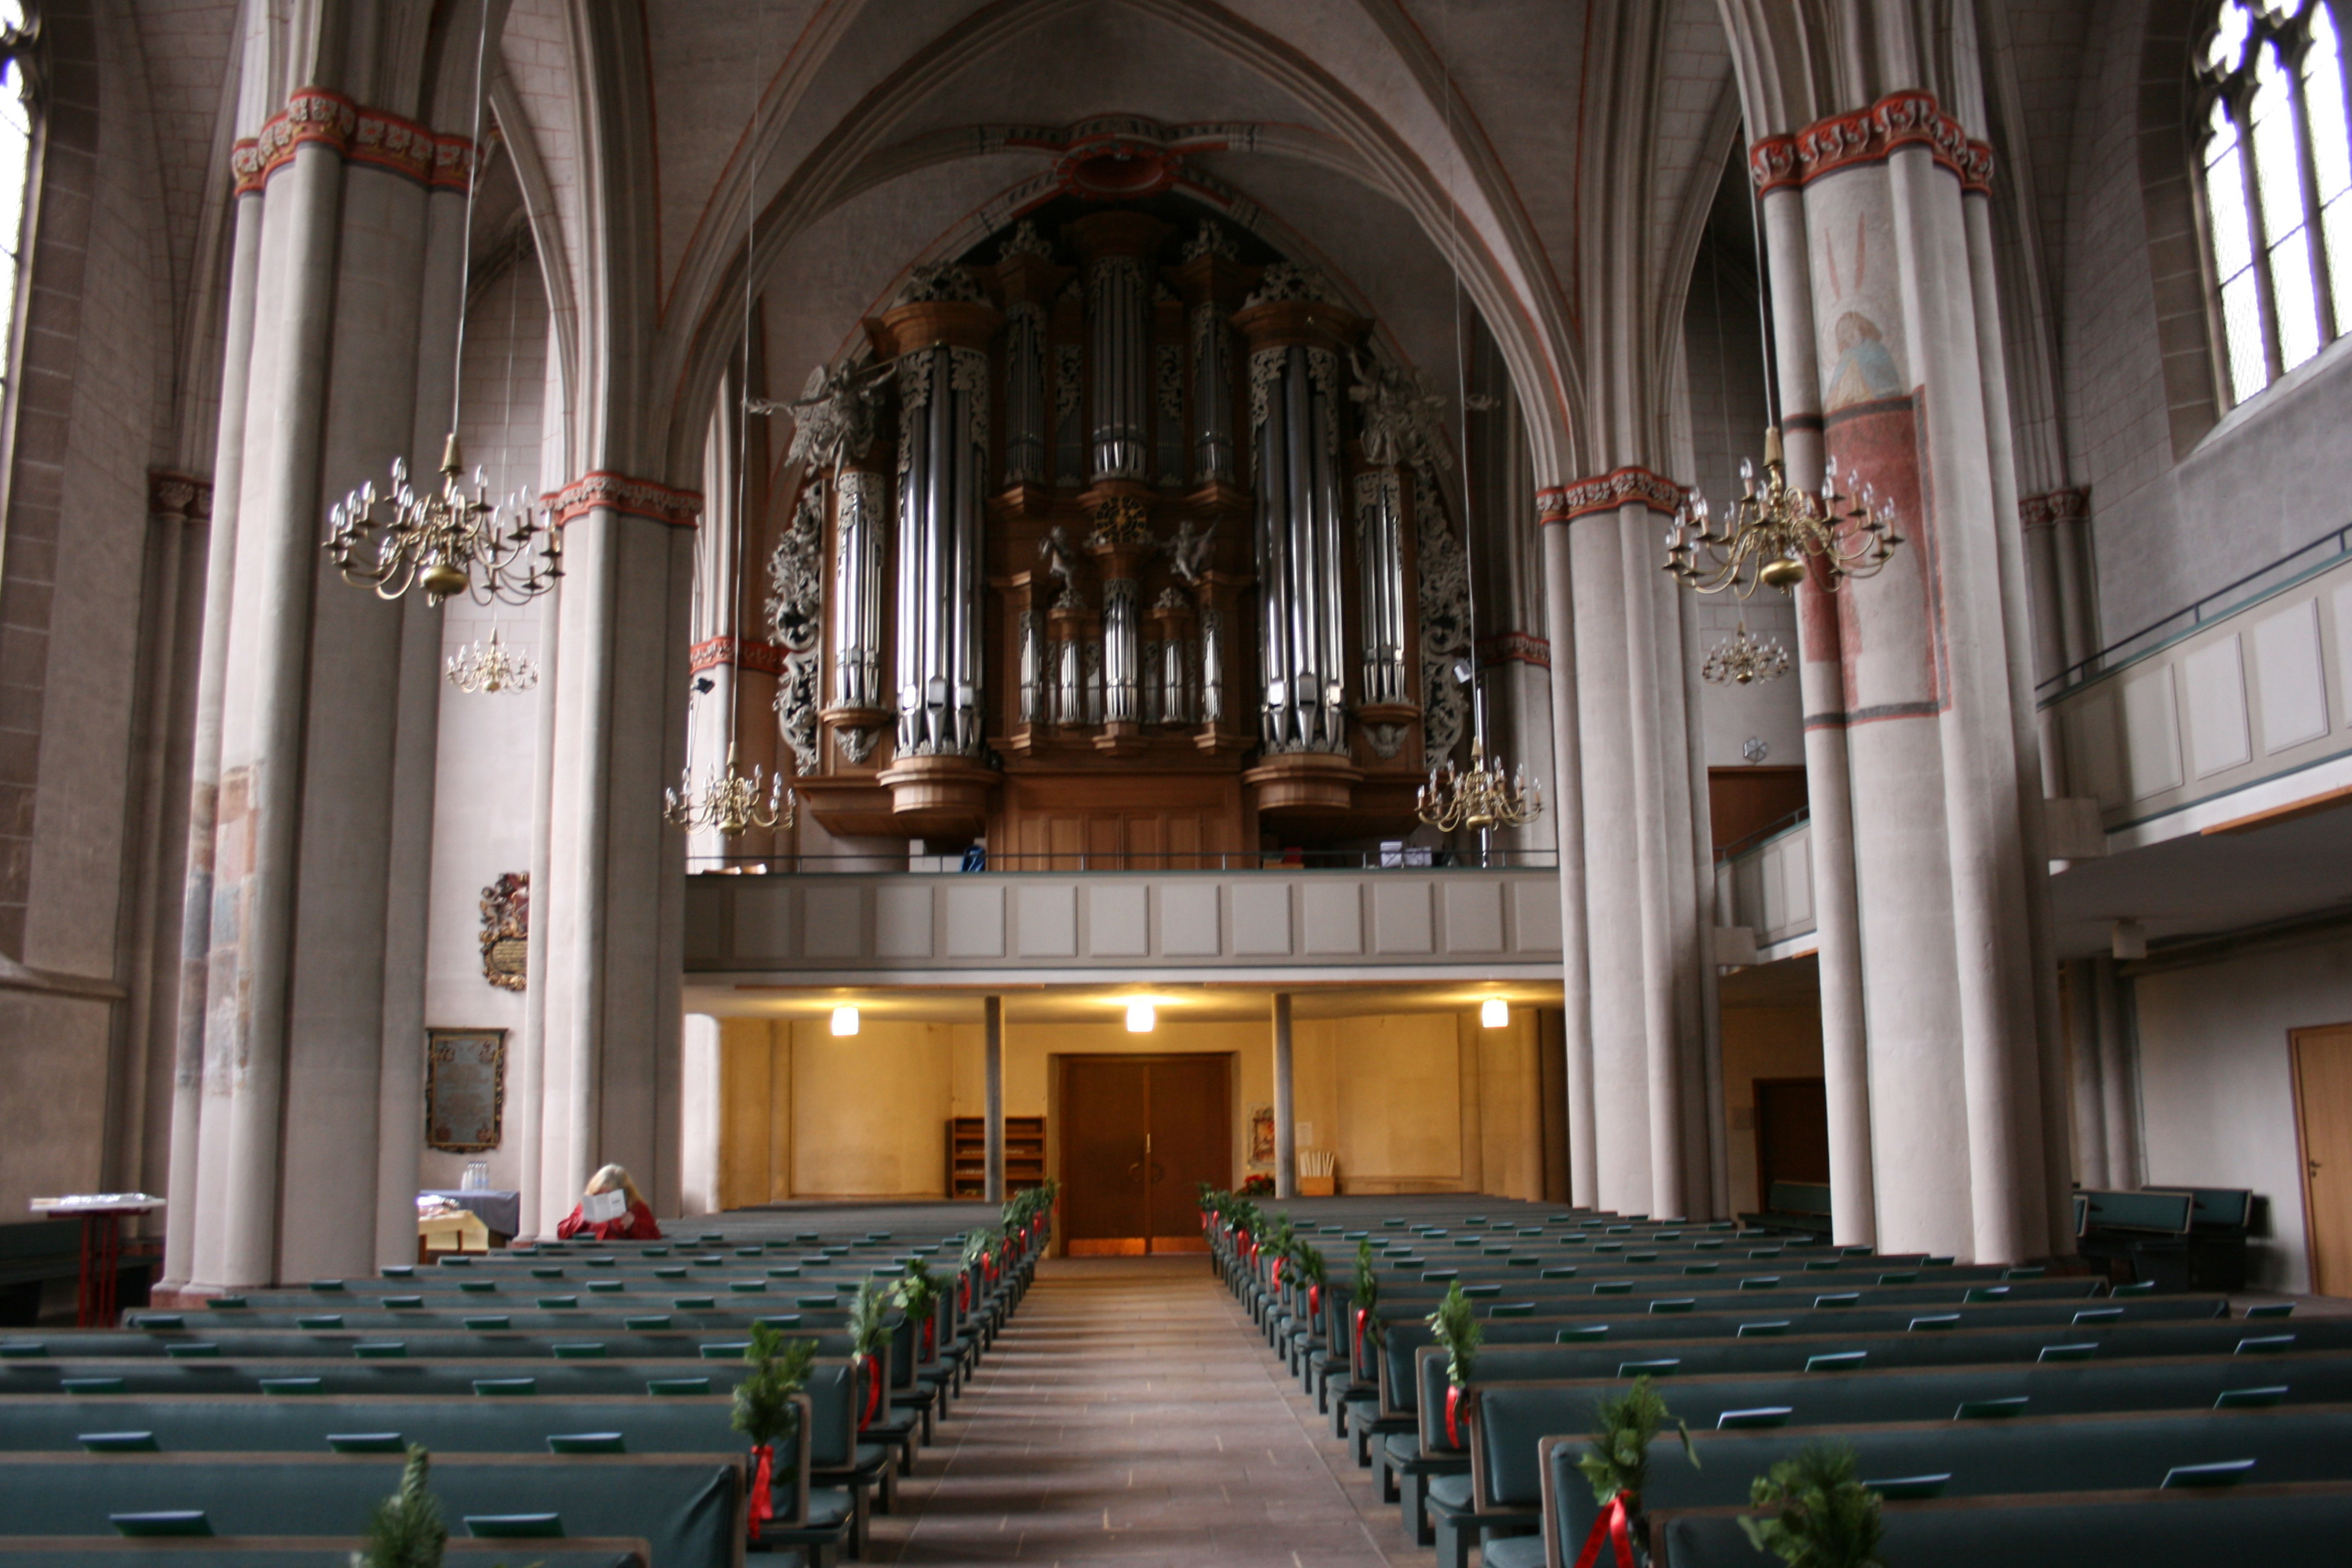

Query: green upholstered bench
[[0, 1359, 758, 1399], [0, 1541, 649, 1568], [1649, 1480, 2352, 1568], [0, 1454, 738, 1568]]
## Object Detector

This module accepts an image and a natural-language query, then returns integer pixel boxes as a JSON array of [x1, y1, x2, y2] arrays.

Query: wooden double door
[[1060, 1054, 1230, 1253]]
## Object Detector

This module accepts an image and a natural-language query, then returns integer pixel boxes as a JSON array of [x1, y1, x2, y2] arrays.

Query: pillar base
[[876, 753, 998, 837], [1243, 752, 1361, 814]]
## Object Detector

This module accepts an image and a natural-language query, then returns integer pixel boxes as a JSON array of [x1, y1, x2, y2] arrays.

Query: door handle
[[1149, 1162, 1166, 1184], [1128, 1161, 1144, 1185]]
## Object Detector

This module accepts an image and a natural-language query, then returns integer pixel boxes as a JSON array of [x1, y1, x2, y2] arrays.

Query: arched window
[[2197, 0, 2352, 405]]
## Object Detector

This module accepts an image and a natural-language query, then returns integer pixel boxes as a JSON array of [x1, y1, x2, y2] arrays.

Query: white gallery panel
[[1016, 883, 1079, 958], [2064, 690, 2126, 808], [1230, 880, 1292, 955], [1301, 879, 1364, 955], [800, 883, 866, 959], [1510, 877, 1561, 952], [1088, 882, 1149, 956], [2121, 665, 2184, 799], [2182, 634, 2251, 779], [1160, 880, 1221, 955], [1372, 880, 1434, 953], [2253, 599, 2330, 753], [729, 884, 794, 964], [874, 881, 935, 958], [1442, 878, 1504, 952], [943, 883, 1006, 958]]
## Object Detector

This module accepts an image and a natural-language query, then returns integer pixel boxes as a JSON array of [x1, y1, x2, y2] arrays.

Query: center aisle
[[872, 1254, 1412, 1567]]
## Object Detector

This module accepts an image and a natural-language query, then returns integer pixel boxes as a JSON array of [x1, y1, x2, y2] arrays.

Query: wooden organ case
[[777, 205, 1471, 866]]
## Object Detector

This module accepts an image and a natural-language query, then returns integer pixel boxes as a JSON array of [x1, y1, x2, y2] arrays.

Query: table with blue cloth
[[417, 1189, 520, 1241]]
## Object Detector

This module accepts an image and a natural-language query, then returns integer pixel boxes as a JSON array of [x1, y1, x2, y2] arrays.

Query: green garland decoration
[[1739, 1442, 1886, 1568]]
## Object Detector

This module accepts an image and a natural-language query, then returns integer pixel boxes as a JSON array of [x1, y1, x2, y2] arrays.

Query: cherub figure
[[1166, 518, 1215, 586], [1039, 525, 1082, 606]]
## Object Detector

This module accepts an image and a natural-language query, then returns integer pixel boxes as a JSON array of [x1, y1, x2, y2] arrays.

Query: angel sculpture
[[1039, 525, 1083, 607], [750, 359, 893, 474], [1347, 350, 1451, 472], [1166, 518, 1215, 586]]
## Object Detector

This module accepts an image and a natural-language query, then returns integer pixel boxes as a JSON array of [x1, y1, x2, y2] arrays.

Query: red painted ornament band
[[1749, 90, 1995, 196], [688, 635, 788, 677], [544, 471, 705, 529], [1537, 466, 1685, 526], [232, 88, 475, 196]]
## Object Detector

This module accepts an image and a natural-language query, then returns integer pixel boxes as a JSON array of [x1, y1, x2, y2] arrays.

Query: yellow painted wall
[[1719, 1002, 1826, 1215], [714, 1005, 1549, 1205]]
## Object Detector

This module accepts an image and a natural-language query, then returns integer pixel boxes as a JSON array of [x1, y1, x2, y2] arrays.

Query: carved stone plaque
[[426, 1028, 507, 1153]]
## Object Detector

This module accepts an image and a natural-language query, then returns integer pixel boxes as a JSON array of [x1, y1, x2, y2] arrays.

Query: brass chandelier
[[1417, 735, 1543, 832], [1701, 620, 1790, 687], [327, 436, 561, 606], [445, 626, 538, 694], [1664, 427, 1901, 597], [663, 743, 795, 836]]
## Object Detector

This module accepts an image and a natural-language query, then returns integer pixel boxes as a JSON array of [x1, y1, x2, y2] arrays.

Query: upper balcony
[[682, 854, 1564, 984]]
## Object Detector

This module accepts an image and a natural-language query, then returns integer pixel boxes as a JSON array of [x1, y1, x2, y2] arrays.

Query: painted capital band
[[544, 471, 705, 529], [232, 89, 475, 197], [2018, 487, 2090, 529], [147, 469, 212, 523], [1536, 466, 1684, 526], [688, 635, 787, 677], [1749, 90, 1995, 196]]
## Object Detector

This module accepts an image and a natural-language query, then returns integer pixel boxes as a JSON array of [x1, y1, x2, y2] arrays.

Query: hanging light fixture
[[322, 11, 560, 606], [669, 17, 798, 844], [1125, 999, 1156, 1033], [1700, 619, 1790, 687], [1417, 736, 1543, 832], [663, 742, 794, 836], [830, 1005, 861, 1036], [1665, 174, 1902, 598], [444, 626, 539, 694], [1414, 32, 1541, 844], [1479, 997, 1509, 1028], [1663, 430, 1900, 596]]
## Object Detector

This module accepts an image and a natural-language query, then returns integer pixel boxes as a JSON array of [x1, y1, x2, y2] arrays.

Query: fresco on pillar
[[1806, 185, 1941, 725]]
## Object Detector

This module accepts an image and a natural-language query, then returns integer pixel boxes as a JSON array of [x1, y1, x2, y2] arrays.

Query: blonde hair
[[586, 1165, 645, 1207]]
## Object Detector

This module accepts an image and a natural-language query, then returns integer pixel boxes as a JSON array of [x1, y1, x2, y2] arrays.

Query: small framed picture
[[426, 1028, 508, 1153]]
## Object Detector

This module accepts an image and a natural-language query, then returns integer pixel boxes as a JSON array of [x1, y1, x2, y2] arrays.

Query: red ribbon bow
[[1353, 1306, 1368, 1368], [748, 1443, 775, 1541], [1445, 1383, 1466, 1447], [1308, 1283, 1321, 1318], [857, 1354, 883, 1430], [921, 1315, 936, 1361], [1572, 1495, 1635, 1568]]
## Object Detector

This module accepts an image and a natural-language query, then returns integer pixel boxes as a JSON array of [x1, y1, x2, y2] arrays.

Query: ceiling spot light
[[831, 1006, 860, 1036], [1480, 998, 1509, 1029], [1126, 1000, 1156, 1033]]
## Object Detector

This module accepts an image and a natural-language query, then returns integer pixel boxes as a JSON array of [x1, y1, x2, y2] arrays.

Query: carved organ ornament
[[768, 208, 1472, 847]]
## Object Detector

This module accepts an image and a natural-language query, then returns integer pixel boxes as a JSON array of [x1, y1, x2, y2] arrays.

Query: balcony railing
[[684, 863, 1565, 978], [687, 848, 1563, 875]]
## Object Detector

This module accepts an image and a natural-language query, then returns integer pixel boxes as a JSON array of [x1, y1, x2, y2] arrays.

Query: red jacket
[[555, 1198, 663, 1241]]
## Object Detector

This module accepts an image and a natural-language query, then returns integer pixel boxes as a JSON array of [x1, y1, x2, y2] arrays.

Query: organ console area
[[759, 201, 1473, 865]]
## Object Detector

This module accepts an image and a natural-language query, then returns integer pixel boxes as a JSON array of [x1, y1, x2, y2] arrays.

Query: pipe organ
[[776, 206, 1466, 853]]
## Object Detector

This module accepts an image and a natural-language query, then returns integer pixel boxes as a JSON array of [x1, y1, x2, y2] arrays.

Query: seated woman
[[555, 1163, 664, 1241]]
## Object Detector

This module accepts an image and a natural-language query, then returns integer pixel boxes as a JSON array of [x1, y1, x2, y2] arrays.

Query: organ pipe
[[1250, 340, 1348, 753], [892, 339, 990, 757], [832, 469, 886, 713], [1354, 468, 1410, 705]]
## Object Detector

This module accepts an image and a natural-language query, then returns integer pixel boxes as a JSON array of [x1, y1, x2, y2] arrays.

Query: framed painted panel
[[426, 1028, 508, 1152]]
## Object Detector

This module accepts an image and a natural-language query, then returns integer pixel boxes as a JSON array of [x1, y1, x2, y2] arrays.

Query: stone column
[[539, 477, 700, 1226], [1568, 509, 1650, 1214], [2065, 959, 2109, 1185], [1272, 993, 1298, 1200], [1535, 513, 1598, 1206], [984, 996, 1005, 1204], [1751, 91, 2058, 1261], [2092, 957, 2142, 1189], [1618, 512, 1687, 1221], [1756, 179, 1877, 1250], [160, 171, 264, 1295]]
